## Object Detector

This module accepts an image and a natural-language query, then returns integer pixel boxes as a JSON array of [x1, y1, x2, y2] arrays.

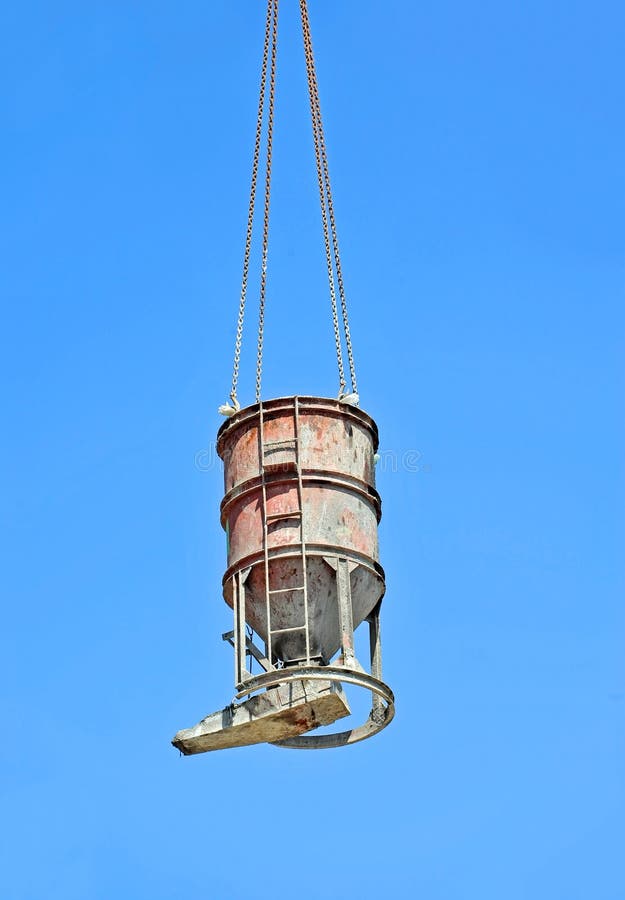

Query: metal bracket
[[222, 630, 274, 674]]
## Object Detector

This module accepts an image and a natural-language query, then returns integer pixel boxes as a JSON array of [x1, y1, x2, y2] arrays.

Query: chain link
[[229, 0, 273, 409], [229, 0, 357, 407], [300, 0, 358, 395], [255, 0, 278, 404], [300, 1, 345, 396]]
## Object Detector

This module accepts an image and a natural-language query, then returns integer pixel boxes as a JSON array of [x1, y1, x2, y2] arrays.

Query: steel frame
[[225, 571, 395, 749]]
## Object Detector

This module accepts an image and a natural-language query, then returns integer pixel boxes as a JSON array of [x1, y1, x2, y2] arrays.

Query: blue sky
[[2, 1, 624, 898]]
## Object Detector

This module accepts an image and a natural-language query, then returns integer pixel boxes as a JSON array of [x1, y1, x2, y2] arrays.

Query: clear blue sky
[[2, 1, 624, 898]]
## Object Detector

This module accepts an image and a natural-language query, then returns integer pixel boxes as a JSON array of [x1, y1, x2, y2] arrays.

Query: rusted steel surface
[[217, 397, 385, 664], [218, 398, 378, 504]]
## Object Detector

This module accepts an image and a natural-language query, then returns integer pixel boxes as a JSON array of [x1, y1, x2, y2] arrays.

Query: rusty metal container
[[217, 396, 385, 665]]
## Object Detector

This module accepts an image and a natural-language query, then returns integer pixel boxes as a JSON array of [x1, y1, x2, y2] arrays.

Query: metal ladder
[[259, 398, 311, 665]]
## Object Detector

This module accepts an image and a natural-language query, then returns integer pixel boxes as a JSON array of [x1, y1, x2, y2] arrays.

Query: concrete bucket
[[172, 396, 394, 753], [218, 395, 384, 664]]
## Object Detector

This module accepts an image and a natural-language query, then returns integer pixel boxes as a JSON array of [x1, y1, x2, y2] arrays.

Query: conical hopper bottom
[[224, 556, 384, 663]]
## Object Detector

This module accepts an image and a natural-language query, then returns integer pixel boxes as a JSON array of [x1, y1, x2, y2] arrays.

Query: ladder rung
[[263, 439, 296, 451], [265, 511, 301, 522], [268, 585, 305, 595], [270, 625, 307, 635]]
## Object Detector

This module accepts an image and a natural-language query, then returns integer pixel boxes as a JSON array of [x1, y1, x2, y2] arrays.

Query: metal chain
[[300, 0, 358, 395], [299, 0, 346, 396], [310, 53, 358, 396], [256, 0, 278, 403], [229, 0, 357, 407], [229, 0, 273, 409]]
